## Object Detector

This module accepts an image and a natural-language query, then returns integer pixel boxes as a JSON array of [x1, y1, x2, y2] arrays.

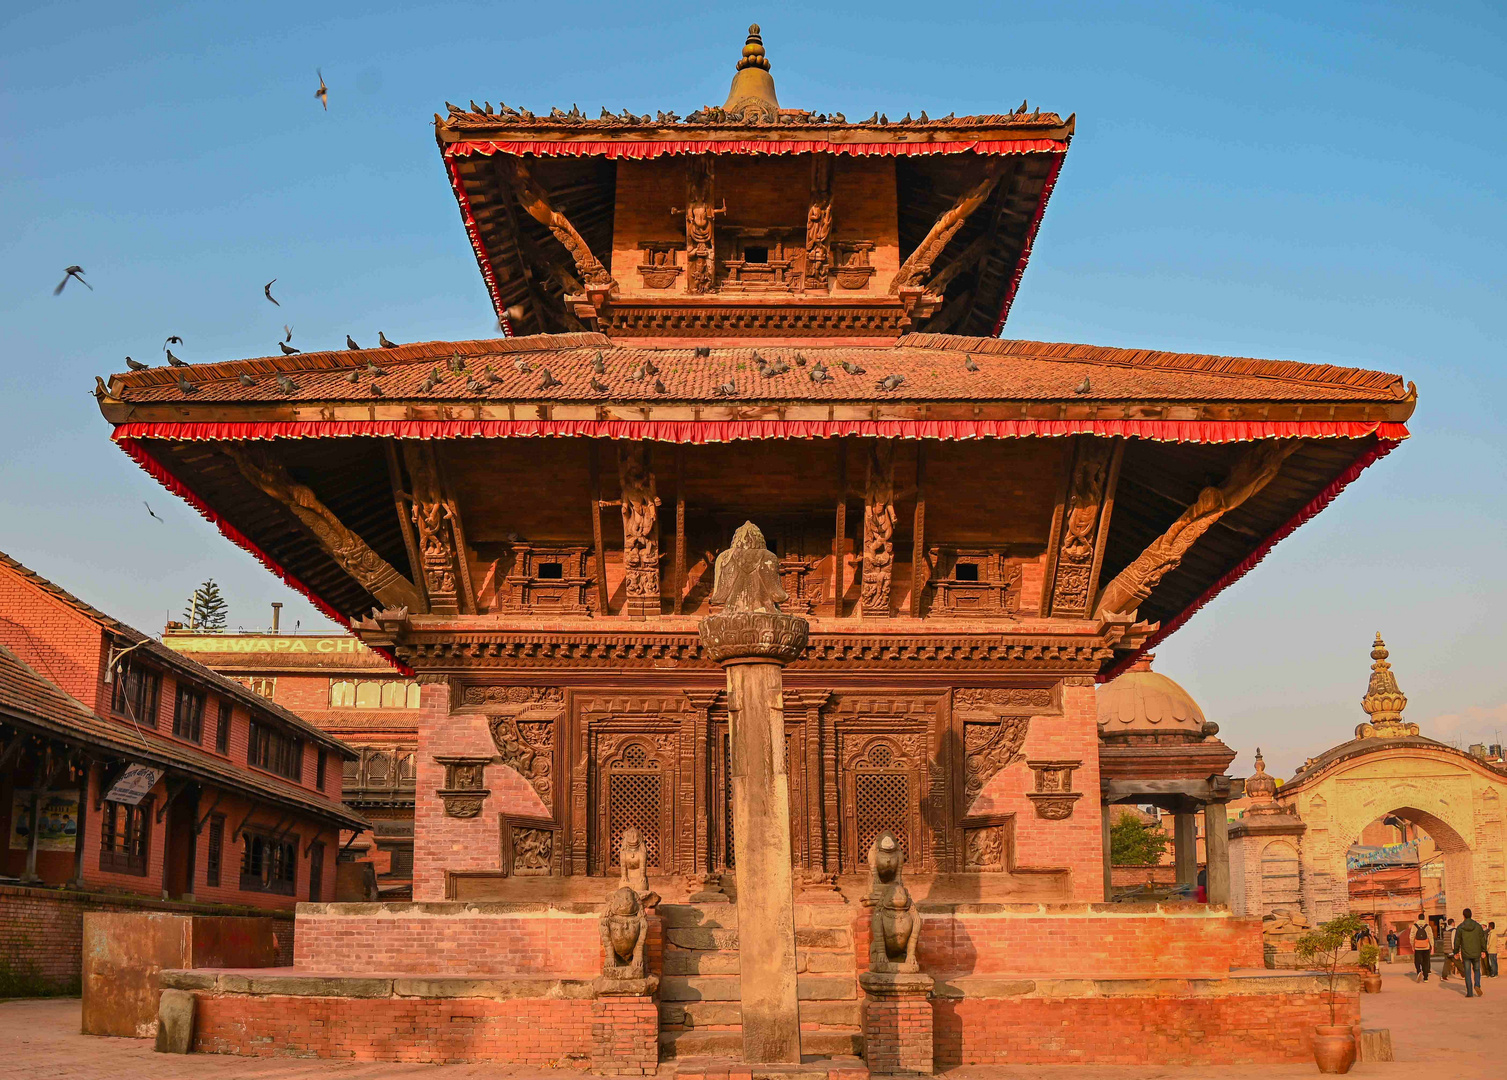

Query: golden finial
[[736, 24, 771, 72], [1356, 632, 1417, 740]]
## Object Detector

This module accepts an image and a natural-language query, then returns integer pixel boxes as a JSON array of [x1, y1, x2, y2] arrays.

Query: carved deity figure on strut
[[711, 521, 788, 614], [599, 886, 648, 981], [865, 831, 922, 974]]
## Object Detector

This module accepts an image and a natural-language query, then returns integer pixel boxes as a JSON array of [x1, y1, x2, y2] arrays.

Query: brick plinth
[[861, 976, 934, 1076], [590, 994, 658, 1075]]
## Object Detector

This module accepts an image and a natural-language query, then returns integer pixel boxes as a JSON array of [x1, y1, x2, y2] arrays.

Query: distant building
[[161, 623, 446, 898]]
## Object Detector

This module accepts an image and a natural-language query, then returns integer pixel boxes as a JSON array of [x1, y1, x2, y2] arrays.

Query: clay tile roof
[[0, 549, 355, 758], [436, 106, 1069, 133], [104, 332, 1411, 407], [0, 643, 367, 831]]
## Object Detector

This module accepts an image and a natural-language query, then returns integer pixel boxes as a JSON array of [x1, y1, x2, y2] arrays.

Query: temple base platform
[[154, 897, 1359, 1071]]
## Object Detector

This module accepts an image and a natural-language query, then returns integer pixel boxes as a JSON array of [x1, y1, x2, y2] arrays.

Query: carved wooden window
[[249, 720, 302, 782], [502, 545, 594, 615], [99, 798, 151, 876], [111, 661, 160, 728], [609, 746, 663, 870], [595, 734, 678, 875], [172, 685, 206, 744], [205, 813, 225, 887], [926, 547, 1022, 617], [839, 734, 925, 872]]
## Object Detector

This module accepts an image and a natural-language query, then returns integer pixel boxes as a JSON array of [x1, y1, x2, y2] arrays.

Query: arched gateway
[[1230, 636, 1507, 934]]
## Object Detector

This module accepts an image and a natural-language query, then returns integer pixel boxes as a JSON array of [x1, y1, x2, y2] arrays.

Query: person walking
[[1410, 913, 1434, 982], [1486, 922, 1498, 978], [1453, 908, 1487, 998], [1386, 929, 1400, 964]]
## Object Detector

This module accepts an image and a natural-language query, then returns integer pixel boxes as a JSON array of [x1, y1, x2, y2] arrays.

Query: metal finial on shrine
[[724, 24, 780, 120], [1357, 631, 1417, 739]]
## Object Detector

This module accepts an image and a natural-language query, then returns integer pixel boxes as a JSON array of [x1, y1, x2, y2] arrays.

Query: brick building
[[160, 628, 446, 897], [0, 551, 365, 990]]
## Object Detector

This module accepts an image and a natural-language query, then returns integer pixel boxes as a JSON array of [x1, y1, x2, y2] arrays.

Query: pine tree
[[184, 579, 229, 632]]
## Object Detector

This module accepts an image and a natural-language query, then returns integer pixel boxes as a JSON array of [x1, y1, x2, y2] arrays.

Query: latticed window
[[855, 772, 910, 865], [608, 742, 662, 870]]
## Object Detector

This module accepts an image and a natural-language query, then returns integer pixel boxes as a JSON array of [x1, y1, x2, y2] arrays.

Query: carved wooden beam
[[383, 442, 430, 614], [1095, 440, 1302, 618], [890, 161, 1006, 293], [1044, 438, 1123, 618], [225, 446, 422, 611], [618, 442, 662, 619], [401, 444, 467, 616], [859, 439, 898, 618], [503, 158, 614, 288]]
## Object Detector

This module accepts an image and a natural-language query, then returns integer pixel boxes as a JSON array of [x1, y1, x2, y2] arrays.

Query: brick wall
[[933, 990, 1359, 1067], [969, 681, 1103, 900], [294, 905, 600, 976], [191, 992, 594, 1066], [0, 566, 108, 712], [0, 884, 293, 996], [413, 700, 550, 901], [590, 995, 658, 1076], [862, 988, 933, 1075]]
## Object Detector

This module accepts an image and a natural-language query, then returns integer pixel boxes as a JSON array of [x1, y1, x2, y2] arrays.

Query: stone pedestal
[[860, 971, 934, 1076], [700, 607, 809, 1065], [591, 988, 660, 1076]]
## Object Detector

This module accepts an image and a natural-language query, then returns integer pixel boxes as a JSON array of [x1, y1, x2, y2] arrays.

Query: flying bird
[[125, 357, 148, 372], [589, 377, 610, 393], [346, 335, 362, 350], [144, 502, 163, 522], [276, 374, 298, 393], [166, 349, 187, 367], [1072, 376, 1091, 395], [378, 331, 397, 348], [964, 355, 979, 372], [54, 266, 91, 294], [163, 335, 184, 352], [538, 368, 562, 390], [283, 325, 293, 343], [264, 280, 280, 306], [238, 373, 257, 386], [315, 70, 328, 111], [279, 342, 300, 355]]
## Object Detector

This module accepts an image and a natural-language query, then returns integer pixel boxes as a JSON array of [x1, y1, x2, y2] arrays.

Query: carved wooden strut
[[890, 161, 1006, 293], [224, 446, 422, 611], [402, 443, 466, 616], [1095, 440, 1302, 617], [1049, 438, 1120, 617], [505, 158, 614, 288], [618, 443, 662, 619], [860, 440, 897, 618], [804, 155, 834, 290]]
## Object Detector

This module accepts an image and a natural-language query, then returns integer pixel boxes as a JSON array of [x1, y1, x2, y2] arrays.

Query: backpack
[[1413, 923, 1430, 944]]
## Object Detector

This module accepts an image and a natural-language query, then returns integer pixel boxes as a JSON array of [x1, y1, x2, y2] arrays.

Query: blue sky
[[2, 1, 1503, 775]]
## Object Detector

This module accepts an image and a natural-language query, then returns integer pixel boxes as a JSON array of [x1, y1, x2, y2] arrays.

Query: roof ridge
[[897, 334, 1408, 396], [110, 332, 612, 387]]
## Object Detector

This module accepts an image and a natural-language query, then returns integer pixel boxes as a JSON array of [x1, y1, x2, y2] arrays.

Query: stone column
[[1101, 802, 1114, 901], [1204, 801, 1230, 906], [1173, 808, 1198, 888], [699, 522, 809, 1064]]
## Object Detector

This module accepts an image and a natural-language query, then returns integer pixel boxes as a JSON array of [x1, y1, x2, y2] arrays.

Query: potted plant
[[1295, 913, 1365, 1074], [1359, 941, 1382, 993]]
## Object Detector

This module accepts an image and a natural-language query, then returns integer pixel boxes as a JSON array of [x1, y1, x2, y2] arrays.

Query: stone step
[[663, 949, 857, 976], [658, 903, 856, 931], [666, 999, 861, 1029], [659, 974, 856, 1003], [673, 1054, 869, 1080], [664, 1029, 863, 1059], [665, 926, 851, 951]]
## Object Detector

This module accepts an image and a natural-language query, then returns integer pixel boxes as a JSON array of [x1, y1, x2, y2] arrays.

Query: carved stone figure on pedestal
[[594, 885, 659, 997], [864, 832, 921, 973], [618, 826, 651, 896], [859, 830, 934, 1074]]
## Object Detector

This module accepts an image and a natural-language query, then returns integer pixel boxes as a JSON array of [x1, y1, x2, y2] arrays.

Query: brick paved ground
[[0, 958, 1500, 1079]]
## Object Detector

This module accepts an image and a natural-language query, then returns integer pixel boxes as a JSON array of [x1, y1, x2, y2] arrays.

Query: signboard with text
[[105, 764, 164, 805]]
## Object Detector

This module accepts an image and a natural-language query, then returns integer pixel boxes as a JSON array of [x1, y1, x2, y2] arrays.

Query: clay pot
[[1311, 1026, 1357, 1074], [1361, 971, 1383, 993]]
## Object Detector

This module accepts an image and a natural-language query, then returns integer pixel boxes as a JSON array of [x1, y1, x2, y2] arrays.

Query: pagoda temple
[[95, 28, 1413, 908]]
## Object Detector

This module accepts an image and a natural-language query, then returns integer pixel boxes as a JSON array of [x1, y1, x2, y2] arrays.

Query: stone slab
[[152, 989, 195, 1054]]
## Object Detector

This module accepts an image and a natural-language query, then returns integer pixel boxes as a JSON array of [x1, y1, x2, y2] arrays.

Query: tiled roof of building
[[437, 104, 1070, 134], [0, 550, 355, 757], [0, 643, 366, 830], [103, 332, 1411, 407]]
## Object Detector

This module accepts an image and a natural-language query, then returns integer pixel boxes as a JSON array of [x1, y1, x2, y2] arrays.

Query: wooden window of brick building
[[172, 685, 205, 743], [249, 720, 302, 781], [316, 750, 327, 791], [330, 679, 421, 709], [111, 662, 160, 728], [308, 841, 325, 902], [215, 701, 232, 754], [205, 814, 225, 886], [99, 799, 151, 875], [240, 831, 297, 895]]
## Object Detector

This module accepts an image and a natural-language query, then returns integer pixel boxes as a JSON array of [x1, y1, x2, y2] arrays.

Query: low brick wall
[[293, 902, 609, 977], [932, 975, 1361, 1067], [0, 884, 293, 997], [865, 902, 1265, 981]]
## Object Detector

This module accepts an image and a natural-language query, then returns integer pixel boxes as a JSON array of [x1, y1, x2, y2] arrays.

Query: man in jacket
[[1453, 908, 1487, 998], [1486, 921, 1498, 978], [1409, 914, 1434, 982]]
